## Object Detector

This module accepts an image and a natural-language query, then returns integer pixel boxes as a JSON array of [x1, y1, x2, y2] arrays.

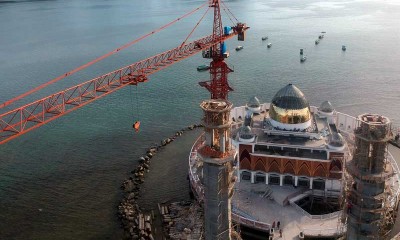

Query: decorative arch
[[268, 159, 281, 173], [330, 159, 342, 172], [240, 158, 251, 170], [284, 161, 295, 175], [297, 162, 311, 176], [240, 149, 251, 161], [254, 158, 266, 172], [313, 163, 327, 177]]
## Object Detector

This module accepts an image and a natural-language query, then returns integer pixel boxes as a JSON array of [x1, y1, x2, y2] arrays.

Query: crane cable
[[221, 5, 235, 25], [130, 85, 141, 132], [180, 6, 211, 48], [0, 2, 208, 110], [221, 1, 239, 23]]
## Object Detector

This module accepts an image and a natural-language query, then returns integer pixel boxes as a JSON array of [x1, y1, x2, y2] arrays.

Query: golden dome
[[269, 84, 311, 129]]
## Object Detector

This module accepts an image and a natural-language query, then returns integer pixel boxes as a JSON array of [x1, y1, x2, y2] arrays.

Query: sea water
[[0, 0, 400, 239]]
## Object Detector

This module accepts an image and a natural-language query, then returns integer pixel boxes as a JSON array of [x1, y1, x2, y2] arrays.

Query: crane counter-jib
[[0, 25, 249, 145]]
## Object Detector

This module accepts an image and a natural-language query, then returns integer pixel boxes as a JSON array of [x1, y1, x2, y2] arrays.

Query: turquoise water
[[0, 0, 400, 239]]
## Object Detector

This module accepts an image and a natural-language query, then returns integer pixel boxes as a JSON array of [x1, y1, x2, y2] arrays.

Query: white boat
[[235, 46, 243, 51], [267, 43, 272, 48], [300, 56, 307, 62]]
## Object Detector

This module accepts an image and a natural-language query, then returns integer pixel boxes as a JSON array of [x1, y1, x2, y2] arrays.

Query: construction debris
[[159, 201, 204, 239]]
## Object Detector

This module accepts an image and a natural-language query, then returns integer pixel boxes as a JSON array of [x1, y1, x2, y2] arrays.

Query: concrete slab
[[232, 181, 344, 240]]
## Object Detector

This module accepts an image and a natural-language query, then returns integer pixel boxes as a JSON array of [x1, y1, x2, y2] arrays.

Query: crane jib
[[0, 26, 248, 145]]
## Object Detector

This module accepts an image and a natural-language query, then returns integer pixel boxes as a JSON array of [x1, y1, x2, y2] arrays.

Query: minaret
[[346, 113, 398, 239], [198, 99, 235, 240]]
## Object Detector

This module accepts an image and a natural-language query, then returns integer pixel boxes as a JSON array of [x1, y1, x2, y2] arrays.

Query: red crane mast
[[0, 0, 248, 145], [199, 0, 246, 100]]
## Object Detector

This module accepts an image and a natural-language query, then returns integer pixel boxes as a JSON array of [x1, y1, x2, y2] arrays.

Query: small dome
[[247, 96, 260, 108], [320, 101, 333, 113], [328, 133, 345, 147], [269, 84, 311, 130], [239, 126, 254, 139]]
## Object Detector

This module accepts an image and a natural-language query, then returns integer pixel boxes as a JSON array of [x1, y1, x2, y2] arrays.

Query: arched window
[[241, 171, 251, 181]]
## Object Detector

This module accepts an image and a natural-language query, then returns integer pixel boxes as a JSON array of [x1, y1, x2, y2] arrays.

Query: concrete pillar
[[309, 177, 314, 189], [251, 172, 255, 183], [280, 175, 283, 186], [208, 129, 214, 146], [295, 176, 298, 187], [265, 173, 269, 185], [202, 159, 234, 240], [220, 130, 225, 153]]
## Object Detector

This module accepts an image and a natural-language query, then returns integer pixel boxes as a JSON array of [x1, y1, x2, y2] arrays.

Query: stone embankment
[[117, 124, 203, 239]]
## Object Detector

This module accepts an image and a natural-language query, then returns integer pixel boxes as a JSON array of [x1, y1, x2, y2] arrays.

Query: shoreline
[[117, 125, 203, 239]]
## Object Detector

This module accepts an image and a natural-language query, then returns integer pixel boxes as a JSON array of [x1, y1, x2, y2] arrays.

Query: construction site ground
[[232, 181, 343, 240]]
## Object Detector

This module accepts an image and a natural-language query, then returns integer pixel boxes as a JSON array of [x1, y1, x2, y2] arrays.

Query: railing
[[231, 212, 270, 231], [301, 227, 344, 237], [283, 189, 306, 206], [310, 211, 342, 220], [188, 133, 206, 202], [291, 202, 312, 218], [388, 151, 400, 206]]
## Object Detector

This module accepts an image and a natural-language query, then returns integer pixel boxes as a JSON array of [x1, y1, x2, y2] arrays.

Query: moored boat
[[267, 43, 272, 48], [197, 64, 210, 71], [235, 46, 244, 51]]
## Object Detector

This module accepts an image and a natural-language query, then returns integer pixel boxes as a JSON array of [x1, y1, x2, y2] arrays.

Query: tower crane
[[0, 0, 248, 145]]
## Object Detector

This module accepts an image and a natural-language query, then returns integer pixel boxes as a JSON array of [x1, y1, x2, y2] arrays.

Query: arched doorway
[[298, 176, 310, 188], [283, 175, 294, 186], [313, 178, 325, 190], [269, 173, 280, 185], [255, 172, 266, 184]]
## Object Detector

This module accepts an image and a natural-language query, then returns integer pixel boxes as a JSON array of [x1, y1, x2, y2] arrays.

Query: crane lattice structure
[[0, 0, 248, 145]]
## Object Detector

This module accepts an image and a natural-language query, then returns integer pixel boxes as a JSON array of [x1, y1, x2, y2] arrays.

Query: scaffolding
[[344, 114, 398, 240], [198, 99, 236, 240]]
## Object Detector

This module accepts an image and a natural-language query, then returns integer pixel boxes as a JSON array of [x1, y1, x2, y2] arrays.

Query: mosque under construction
[[189, 83, 400, 239]]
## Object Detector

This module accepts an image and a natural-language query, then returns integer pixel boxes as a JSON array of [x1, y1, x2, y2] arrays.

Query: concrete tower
[[197, 99, 235, 240], [346, 114, 398, 239]]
